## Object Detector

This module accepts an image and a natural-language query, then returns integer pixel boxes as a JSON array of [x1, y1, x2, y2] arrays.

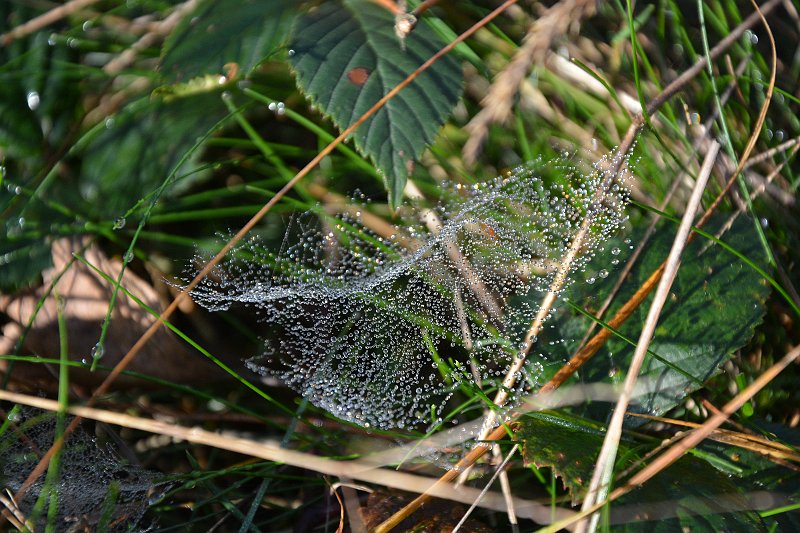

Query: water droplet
[[207, 399, 226, 412], [82, 20, 93, 32], [598, 269, 609, 278], [26, 91, 40, 110], [611, 247, 620, 255], [91, 342, 105, 360], [288, 49, 295, 57], [105, 117, 115, 129], [113, 216, 126, 230], [123, 250, 134, 263]]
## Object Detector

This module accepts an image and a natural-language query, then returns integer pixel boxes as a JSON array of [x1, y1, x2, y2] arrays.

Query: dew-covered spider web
[[184, 151, 631, 430], [0, 408, 163, 532]]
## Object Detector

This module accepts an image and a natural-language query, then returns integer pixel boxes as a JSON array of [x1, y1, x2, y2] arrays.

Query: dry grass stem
[[306, 183, 418, 248], [743, 135, 800, 169], [709, 143, 800, 257], [0, 490, 31, 531], [452, 444, 519, 533], [103, 0, 199, 75], [577, 141, 720, 533], [0, 389, 574, 524], [405, 180, 503, 319], [629, 413, 800, 465], [547, 53, 642, 117], [463, 0, 597, 164], [492, 443, 518, 526], [0, 0, 103, 46], [539, 343, 800, 533]]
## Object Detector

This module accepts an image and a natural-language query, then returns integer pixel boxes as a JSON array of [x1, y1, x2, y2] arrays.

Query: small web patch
[[0, 408, 163, 531], [185, 151, 631, 430]]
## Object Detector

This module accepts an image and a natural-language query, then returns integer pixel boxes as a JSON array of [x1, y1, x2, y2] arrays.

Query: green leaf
[[160, 0, 296, 83], [516, 410, 767, 531], [563, 216, 770, 419], [74, 91, 228, 218], [289, 0, 463, 208], [0, 235, 51, 292], [0, 83, 42, 160]]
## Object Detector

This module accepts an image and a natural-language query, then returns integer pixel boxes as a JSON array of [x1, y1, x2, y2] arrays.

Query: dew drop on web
[[183, 149, 632, 430]]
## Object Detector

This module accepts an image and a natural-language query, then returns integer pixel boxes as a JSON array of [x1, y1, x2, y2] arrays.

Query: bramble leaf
[[160, 0, 296, 83], [75, 92, 227, 218], [516, 410, 767, 531], [529, 216, 771, 420], [289, 0, 463, 208]]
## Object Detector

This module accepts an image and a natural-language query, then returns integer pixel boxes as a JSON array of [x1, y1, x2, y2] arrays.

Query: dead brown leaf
[[360, 488, 493, 533], [0, 236, 222, 389]]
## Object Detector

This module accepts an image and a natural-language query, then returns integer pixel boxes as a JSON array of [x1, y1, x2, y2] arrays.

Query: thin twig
[[0, 0, 103, 46], [452, 444, 519, 533]]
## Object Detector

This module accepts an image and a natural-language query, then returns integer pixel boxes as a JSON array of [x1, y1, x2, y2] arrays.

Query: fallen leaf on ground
[[0, 236, 222, 389]]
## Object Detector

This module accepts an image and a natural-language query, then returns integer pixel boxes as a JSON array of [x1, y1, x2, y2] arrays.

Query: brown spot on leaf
[[347, 67, 370, 86]]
